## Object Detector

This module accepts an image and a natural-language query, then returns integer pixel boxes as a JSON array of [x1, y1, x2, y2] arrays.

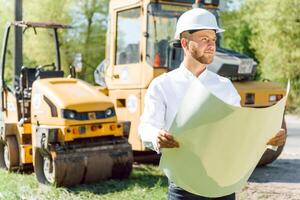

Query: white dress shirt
[[138, 63, 241, 152]]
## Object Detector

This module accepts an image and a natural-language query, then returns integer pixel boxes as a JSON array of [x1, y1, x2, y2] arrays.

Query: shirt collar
[[179, 63, 208, 81]]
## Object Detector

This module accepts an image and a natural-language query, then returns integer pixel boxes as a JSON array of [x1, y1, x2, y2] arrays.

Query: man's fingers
[[157, 141, 176, 149], [267, 129, 287, 146], [163, 132, 174, 139], [158, 134, 172, 145], [158, 142, 176, 149], [277, 129, 286, 136], [267, 137, 284, 145], [163, 133, 179, 147], [158, 135, 179, 148], [163, 132, 176, 139], [157, 132, 180, 148], [274, 130, 287, 141], [273, 134, 285, 141]]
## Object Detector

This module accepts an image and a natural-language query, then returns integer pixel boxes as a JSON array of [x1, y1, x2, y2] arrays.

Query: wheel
[[257, 117, 287, 166], [0, 142, 6, 168], [111, 149, 133, 179], [111, 158, 133, 179], [43, 155, 55, 183], [0, 136, 19, 171], [34, 149, 56, 185]]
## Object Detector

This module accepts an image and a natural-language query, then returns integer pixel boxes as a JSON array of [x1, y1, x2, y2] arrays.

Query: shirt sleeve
[[231, 88, 241, 107], [138, 78, 166, 153], [227, 81, 242, 107]]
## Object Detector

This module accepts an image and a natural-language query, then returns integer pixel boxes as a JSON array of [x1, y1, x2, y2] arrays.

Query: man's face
[[185, 30, 217, 64]]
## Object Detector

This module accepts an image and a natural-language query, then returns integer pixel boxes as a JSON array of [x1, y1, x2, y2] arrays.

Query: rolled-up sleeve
[[229, 83, 242, 107], [138, 78, 166, 153], [231, 86, 241, 107]]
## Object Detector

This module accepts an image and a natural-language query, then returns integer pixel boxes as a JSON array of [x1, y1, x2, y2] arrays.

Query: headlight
[[269, 94, 283, 102], [105, 108, 115, 118], [62, 109, 77, 119], [238, 59, 253, 74], [62, 108, 115, 120], [269, 95, 277, 102]]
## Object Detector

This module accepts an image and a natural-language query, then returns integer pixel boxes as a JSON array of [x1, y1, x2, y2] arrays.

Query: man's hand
[[157, 129, 180, 149], [267, 128, 287, 146]]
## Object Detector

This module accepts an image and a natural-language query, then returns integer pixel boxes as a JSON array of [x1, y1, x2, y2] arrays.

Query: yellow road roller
[[0, 21, 133, 186]]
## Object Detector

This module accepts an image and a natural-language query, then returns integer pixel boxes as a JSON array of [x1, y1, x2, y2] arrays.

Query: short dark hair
[[180, 29, 216, 39], [180, 30, 200, 40], [188, 29, 201, 34]]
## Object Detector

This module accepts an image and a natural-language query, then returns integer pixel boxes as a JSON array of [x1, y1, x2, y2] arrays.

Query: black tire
[[111, 146, 133, 179], [1, 136, 20, 171], [0, 142, 6, 168], [34, 149, 56, 185], [111, 157, 133, 179], [257, 117, 287, 166]]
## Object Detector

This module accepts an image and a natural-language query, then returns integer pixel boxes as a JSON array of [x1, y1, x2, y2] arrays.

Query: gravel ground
[[237, 115, 300, 200]]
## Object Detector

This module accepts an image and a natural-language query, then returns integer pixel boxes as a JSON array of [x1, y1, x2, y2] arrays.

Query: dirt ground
[[237, 115, 300, 200]]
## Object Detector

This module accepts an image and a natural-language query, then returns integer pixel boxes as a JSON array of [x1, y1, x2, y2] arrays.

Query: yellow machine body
[[0, 22, 133, 186], [30, 77, 123, 142], [97, 0, 286, 165]]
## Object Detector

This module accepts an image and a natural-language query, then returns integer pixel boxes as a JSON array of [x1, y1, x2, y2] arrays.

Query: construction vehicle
[[0, 21, 133, 187], [94, 0, 287, 166]]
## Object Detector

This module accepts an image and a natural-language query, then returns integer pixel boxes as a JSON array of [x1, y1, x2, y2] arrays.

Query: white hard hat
[[174, 8, 224, 40]]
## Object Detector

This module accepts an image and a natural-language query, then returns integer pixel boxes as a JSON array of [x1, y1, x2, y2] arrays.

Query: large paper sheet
[[160, 79, 289, 198]]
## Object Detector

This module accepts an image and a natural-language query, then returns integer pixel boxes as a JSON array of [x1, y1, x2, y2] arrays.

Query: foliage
[[0, 0, 109, 84], [244, 0, 300, 110], [0, 0, 13, 85], [65, 0, 109, 83], [220, 8, 260, 78], [220, 0, 300, 110], [23, 0, 71, 71]]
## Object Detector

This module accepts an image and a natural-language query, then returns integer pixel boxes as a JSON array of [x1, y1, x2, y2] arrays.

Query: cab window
[[115, 7, 141, 65]]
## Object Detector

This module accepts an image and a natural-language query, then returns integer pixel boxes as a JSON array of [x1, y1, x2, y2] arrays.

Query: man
[[138, 8, 286, 200]]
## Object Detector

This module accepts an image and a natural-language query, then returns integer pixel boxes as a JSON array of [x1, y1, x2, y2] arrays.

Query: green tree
[[0, 0, 13, 44], [220, 8, 260, 78], [23, 0, 71, 71], [0, 0, 109, 84], [221, 0, 300, 110], [0, 1, 13, 86], [221, 10, 256, 59], [63, 0, 109, 83], [244, 0, 300, 110]]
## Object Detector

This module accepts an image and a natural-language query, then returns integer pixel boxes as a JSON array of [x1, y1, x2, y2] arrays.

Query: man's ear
[[181, 38, 188, 49]]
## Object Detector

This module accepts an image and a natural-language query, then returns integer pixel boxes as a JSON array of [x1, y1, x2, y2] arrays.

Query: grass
[[0, 165, 168, 200]]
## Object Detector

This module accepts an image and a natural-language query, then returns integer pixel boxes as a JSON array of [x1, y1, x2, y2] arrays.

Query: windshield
[[23, 28, 59, 68], [146, 3, 189, 69]]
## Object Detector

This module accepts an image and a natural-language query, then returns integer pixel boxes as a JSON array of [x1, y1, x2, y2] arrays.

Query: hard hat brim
[[175, 27, 225, 40]]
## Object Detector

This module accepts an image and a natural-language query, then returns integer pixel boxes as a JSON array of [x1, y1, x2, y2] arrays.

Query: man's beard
[[192, 53, 214, 64], [188, 41, 215, 64]]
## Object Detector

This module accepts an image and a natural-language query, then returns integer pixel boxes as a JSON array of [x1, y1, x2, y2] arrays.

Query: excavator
[[0, 21, 133, 186], [94, 0, 287, 166]]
